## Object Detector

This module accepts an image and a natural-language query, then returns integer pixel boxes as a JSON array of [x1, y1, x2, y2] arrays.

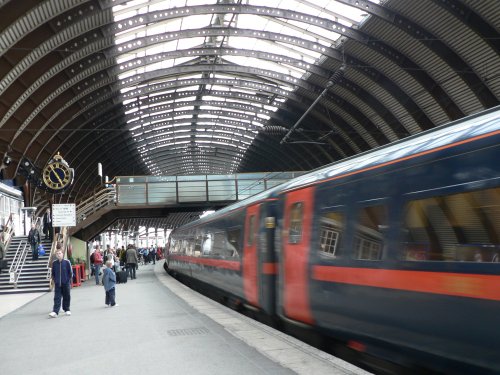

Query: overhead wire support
[[280, 64, 346, 144]]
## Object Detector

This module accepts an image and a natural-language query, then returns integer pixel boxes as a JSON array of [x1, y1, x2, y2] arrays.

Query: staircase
[[0, 236, 53, 294]]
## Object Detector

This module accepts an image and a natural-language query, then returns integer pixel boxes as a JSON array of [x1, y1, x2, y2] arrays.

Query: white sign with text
[[52, 203, 76, 227]]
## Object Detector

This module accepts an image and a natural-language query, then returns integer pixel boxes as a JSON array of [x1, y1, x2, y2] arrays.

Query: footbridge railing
[[115, 171, 304, 206], [75, 171, 304, 225]]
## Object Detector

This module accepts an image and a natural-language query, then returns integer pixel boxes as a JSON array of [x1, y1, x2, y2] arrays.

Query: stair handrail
[[76, 187, 116, 224], [10, 217, 44, 287], [8, 240, 29, 287]]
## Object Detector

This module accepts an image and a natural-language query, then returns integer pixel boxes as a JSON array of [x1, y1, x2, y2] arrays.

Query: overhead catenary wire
[[280, 64, 346, 145]]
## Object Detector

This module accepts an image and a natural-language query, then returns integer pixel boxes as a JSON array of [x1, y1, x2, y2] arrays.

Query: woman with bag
[[93, 247, 103, 285], [28, 223, 41, 261]]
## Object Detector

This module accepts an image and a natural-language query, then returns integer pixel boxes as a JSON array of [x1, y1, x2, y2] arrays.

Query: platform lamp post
[[18, 157, 42, 235]]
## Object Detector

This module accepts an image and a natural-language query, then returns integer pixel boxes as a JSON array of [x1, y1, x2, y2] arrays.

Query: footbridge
[[71, 172, 304, 241]]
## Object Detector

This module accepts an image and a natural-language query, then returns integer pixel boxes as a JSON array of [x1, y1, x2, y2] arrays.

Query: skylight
[[112, 0, 377, 175]]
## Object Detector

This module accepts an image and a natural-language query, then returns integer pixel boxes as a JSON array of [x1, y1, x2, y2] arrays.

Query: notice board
[[52, 203, 76, 227]]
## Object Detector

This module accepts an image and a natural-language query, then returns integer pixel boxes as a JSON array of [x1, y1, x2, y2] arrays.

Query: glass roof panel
[[112, 0, 379, 174]]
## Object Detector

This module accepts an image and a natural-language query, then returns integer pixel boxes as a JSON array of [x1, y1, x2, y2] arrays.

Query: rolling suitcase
[[116, 270, 127, 284]]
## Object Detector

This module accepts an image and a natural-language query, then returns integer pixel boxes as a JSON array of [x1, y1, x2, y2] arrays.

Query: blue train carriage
[[275, 106, 500, 371], [167, 185, 282, 315]]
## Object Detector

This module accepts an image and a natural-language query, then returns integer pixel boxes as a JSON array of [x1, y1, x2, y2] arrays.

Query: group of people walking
[[138, 246, 161, 265], [48, 243, 159, 319], [90, 244, 142, 284]]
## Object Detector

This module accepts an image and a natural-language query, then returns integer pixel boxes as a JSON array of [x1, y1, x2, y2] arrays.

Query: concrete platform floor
[[0, 260, 369, 375]]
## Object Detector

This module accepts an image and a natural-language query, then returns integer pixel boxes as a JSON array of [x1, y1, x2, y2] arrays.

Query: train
[[164, 106, 500, 374]]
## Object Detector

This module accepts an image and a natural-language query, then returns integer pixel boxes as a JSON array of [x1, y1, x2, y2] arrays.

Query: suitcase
[[116, 270, 127, 284]]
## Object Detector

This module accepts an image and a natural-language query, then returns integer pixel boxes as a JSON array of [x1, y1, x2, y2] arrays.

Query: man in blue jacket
[[49, 249, 72, 318]]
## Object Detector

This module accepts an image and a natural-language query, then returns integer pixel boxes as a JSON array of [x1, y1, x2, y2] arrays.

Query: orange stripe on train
[[262, 262, 277, 274], [313, 266, 500, 301]]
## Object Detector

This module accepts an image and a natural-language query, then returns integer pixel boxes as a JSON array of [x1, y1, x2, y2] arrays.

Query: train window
[[186, 238, 194, 256], [247, 215, 255, 246], [288, 202, 303, 244], [227, 228, 242, 258], [319, 212, 344, 257], [202, 233, 213, 255], [171, 238, 179, 253], [194, 234, 203, 257], [181, 239, 189, 255], [206, 230, 241, 258], [354, 205, 387, 260], [212, 232, 226, 257], [401, 187, 500, 262]]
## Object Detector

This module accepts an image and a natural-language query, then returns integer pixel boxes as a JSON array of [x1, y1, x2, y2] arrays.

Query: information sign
[[52, 203, 76, 227]]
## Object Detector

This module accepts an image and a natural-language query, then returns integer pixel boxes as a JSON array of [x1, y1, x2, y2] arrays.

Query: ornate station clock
[[42, 153, 74, 193]]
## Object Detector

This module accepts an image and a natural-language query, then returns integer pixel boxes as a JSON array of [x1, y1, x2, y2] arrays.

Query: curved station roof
[[0, 0, 499, 230]]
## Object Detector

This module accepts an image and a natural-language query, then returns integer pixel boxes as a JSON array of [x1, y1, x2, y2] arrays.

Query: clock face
[[42, 162, 72, 191]]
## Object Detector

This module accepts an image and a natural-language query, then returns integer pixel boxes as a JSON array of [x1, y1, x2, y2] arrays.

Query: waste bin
[[72, 265, 81, 287], [79, 262, 86, 281]]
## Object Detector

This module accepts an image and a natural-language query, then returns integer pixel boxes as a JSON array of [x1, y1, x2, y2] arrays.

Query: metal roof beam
[[336, 0, 497, 110]]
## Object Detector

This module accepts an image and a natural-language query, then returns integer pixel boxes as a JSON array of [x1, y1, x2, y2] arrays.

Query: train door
[[243, 204, 260, 307], [281, 187, 315, 324]]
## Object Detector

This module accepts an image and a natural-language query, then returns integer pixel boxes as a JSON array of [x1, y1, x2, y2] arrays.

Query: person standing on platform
[[104, 244, 111, 259], [119, 247, 126, 270], [93, 247, 103, 285], [150, 246, 156, 265], [103, 260, 118, 307], [126, 244, 138, 280], [90, 249, 96, 277], [28, 223, 41, 261], [43, 208, 53, 241], [49, 249, 72, 318]]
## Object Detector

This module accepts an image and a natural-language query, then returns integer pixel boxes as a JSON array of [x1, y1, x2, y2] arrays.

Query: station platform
[[0, 260, 369, 375]]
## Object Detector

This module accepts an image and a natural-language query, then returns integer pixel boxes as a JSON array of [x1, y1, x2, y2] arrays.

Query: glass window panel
[[354, 204, 387, 260], [227, 228, 242, 258], [202, 233, 213, 255], [319, 211, 344, 257], [402, 187, 500, 262], [248, 215, 255, 246], [212, 232, 226, 257], [208, 180, 237, 201], [289, 202, 303, 244]]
